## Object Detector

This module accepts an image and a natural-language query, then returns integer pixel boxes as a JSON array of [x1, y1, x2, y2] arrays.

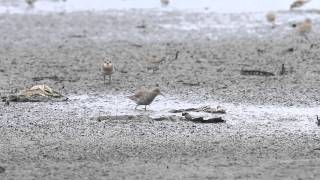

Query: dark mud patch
[[0, 166, 5, 174]]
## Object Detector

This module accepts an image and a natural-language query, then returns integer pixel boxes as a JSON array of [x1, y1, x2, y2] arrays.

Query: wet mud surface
[[1, 10, 320, 179]]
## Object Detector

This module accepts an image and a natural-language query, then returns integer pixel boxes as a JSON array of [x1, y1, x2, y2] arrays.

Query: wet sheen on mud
[[57, 94, 319, 131], [1, 0, 320, 14]]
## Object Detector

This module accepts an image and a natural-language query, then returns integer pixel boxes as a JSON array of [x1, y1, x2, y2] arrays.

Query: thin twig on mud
[[240, 69, 275, 76]]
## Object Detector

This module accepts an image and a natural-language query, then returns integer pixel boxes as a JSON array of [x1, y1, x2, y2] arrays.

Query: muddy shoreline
[[1, 10, 320, 179]]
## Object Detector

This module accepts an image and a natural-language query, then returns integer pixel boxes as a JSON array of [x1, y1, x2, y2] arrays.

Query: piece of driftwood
[[136, 24, 146, 29], [97, 115, 182, 122], [256, 48, 265, 54], [152, 115, 181, 121], [286, 47, 294, 52], [279, 64, 287, 75], [2, 84, 67, 103], [130, 44, 143, 48], [97, 115, 142, 122], [174, 51, 179, 60], [68, 34, 86, 38], [240, 69, 275, 76], [32, 76, 80, 82], [32, 75, 62, 82], [169, 106, 226, 114], [182, 81, 201, 86], [182, 112, 225, 123]]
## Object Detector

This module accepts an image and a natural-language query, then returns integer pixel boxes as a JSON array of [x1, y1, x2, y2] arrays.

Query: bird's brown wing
[[134, 88, 146, 98], [128, 88, 146, 101]]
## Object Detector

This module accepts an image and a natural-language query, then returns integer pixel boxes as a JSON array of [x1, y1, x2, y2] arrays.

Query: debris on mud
[[181, 81, 201, 86], [240, 69, 275, 76], [32, 75, 63, 82], [97, 115, 183, 122], [174, 51, 179, 60], [96, 115, 151, 122], [68, 34, 86, 38], [1, 84, 67, 103], [279, 64, 288, 75], [136, 24, 146, 29], [285, 47, 295, 53], [152, 115, 181, 121], [96, 114, 224, 124], [32, 76, 80, 82], [130, 43, 143, 48], [0, 166, 5, 174], [169, 105, 226, 114], [182, 112, 225, 123]]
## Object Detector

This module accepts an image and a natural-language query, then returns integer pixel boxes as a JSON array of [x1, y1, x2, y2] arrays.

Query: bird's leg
[[144, 105, 147, 111], [109, 75, 112, 84], [103, 74, 106, 84], [303, 34, 310, 42], [304, 34, 309, 41]]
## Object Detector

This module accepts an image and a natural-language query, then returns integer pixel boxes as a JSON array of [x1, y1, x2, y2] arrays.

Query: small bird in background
[[290, 0, 311, 10], [25, 0, 36, 8], [128, 87, 163, 111], [266, 11, 276, 28], [161, 0, 170, 7], [102, 60, 114, 84], [297, 18, 312, 34]]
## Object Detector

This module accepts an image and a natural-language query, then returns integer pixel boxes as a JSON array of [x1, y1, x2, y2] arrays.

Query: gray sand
[[1, 10, 320, 179]]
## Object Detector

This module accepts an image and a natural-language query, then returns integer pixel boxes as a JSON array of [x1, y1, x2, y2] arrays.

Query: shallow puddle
[[56, 94, 320, 130]]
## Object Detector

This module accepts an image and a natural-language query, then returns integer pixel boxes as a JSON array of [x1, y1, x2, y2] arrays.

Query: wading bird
[[297, 18, 312, 34], [128, 87, 163, 111], [266, 11, 276, 28], [102, 60, 114, 84]]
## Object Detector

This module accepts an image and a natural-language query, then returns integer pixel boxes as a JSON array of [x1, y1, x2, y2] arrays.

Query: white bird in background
[[290, 0, 311, 10], [102, 60, 114, 84], [296, 18, 312, 35], [161, 0, 170, 7], [266, 11, 276, 28]]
